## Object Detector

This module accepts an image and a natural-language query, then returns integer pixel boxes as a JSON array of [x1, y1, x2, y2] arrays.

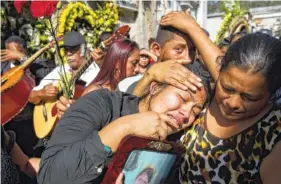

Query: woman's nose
[[135, 64, 140, 74], [226, 95, 241, 111], [179, 103, 194, 118]]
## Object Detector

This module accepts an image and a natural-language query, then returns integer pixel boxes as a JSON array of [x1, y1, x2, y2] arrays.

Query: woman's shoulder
[[260, 106, 281, 126], [258, 107, 281, 151], [83, 84, 103, 95], [79, 89, 140, 118], [79, 88, 114, 104], [82, 88, 137, 99], [79, 88, 138, 109]]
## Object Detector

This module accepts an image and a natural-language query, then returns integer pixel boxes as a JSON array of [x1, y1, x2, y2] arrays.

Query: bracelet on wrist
[[103, 144, 112, 154]]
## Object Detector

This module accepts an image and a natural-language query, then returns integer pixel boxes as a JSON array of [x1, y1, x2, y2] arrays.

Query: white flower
[[87, 32, 93, 37], [86, 43, 92, 48]]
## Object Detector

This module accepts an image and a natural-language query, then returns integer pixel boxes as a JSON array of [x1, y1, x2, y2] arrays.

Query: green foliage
[[215, 0, 247, 44]]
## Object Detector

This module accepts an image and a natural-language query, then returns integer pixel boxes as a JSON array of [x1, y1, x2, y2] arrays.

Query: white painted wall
[[117, 0, 191, 48], [206, 15, 223, 41], [197, 0, 208, 28]]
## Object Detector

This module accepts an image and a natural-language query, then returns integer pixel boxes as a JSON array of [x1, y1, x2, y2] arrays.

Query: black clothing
[[4, 116, 37, 157], [61, 31, 86, 47], [29, 58, 56, 85], [1, 58, 56, 85], [191, 60, 212, 82], [1, 126, 19, 184], [38, 89, 139, 184], [1, 150, 19, 184]]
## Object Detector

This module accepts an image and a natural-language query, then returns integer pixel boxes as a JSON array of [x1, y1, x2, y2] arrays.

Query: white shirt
[[117, 74, 143, 92], [33, 62, 100, 91]]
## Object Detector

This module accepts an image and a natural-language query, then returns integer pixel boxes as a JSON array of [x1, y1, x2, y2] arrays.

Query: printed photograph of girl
[[122, 150, 177, 184]]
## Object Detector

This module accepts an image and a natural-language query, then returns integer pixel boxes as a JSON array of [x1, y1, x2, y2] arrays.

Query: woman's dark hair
[[220, 32, 281, 94], [92, 38, 139, 89], [142, 61, 212, 105], [218, 38, 230, 48], [229, 31, 248, 44], [184, 62, 212, 102]]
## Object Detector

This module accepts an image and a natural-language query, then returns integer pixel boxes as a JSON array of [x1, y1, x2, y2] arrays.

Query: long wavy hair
[[92, 38, 139, 90]]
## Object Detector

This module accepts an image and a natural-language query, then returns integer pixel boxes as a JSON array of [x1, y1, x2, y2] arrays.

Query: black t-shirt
[[29, 58, 56, 85], [38, 89, 139, 184], [1, 126, 19, 184]]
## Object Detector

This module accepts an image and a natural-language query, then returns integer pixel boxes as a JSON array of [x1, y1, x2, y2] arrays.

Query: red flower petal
[[14, 0, 29, 14], [30, 0, 58, 18]]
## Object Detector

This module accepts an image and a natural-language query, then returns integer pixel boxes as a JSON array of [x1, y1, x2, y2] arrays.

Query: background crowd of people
[[1, 9, 281, 184]]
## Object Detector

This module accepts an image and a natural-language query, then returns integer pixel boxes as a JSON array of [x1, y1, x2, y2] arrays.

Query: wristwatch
[[20, 55, 28, 62]]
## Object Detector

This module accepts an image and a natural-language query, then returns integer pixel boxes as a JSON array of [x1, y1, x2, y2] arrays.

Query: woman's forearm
[[98, 117, 132, 152], [10, 143, 39, 177], [26, 158, 40, 176], [183, 24, 222, 81]]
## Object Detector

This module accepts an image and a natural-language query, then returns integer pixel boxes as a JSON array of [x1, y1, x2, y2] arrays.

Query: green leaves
[[215, 0, 247, 44]]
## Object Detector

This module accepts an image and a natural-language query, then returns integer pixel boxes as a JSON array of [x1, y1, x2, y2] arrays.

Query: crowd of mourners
[[1, 11, 281, 184]]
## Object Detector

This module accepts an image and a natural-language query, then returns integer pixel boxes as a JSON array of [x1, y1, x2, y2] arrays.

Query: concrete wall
[[117, 0, 199, 48]]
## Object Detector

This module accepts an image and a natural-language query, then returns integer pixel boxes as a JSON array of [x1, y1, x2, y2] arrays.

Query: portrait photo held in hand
[[102, 136, 185, 184]]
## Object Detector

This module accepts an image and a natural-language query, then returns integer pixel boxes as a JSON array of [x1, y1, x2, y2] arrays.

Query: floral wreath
[[11, 0, 119, 97], [12, 1, 118, 61], [57, 1, 118, 62], [215, 0, 247, 44]]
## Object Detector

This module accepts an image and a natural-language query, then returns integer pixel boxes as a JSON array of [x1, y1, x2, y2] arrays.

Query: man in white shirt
[[29, 31, 100, 104]]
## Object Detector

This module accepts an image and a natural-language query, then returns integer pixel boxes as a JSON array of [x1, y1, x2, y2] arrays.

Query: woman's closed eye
[[222, 85, 235, 93], [131, 60, 139, 66], [241, 94, 261, 102]]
